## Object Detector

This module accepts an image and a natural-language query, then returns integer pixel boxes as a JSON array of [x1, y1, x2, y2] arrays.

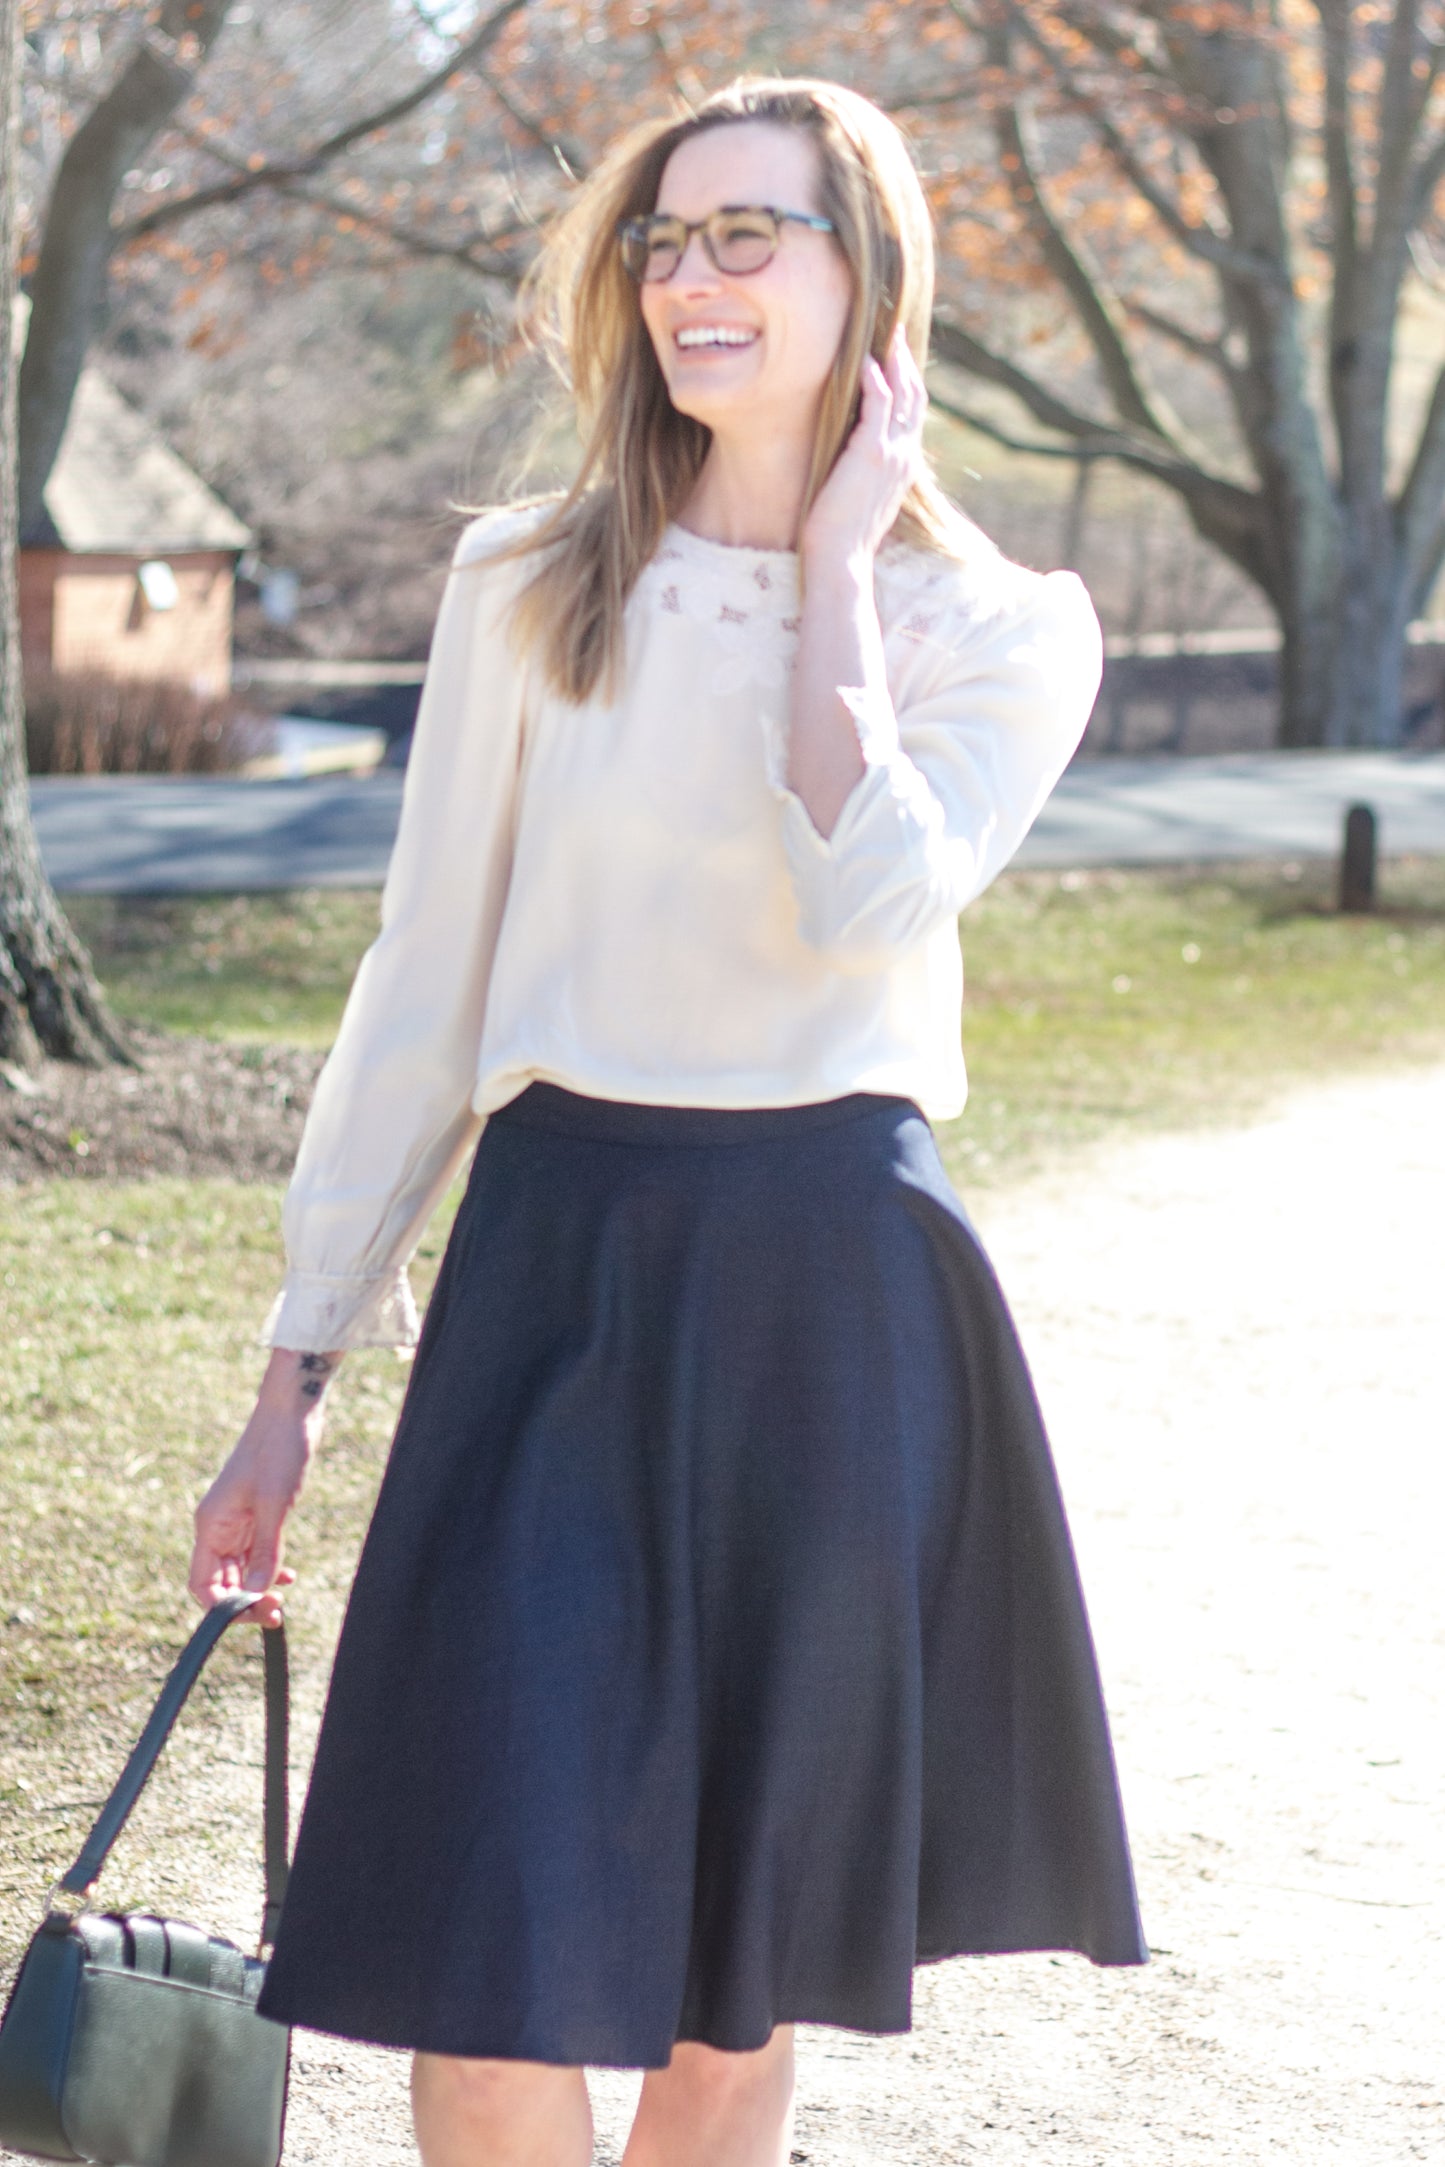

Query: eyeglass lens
[[626, 210, 780, 281]]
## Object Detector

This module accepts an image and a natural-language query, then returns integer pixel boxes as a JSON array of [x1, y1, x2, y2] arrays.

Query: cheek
[[772, 269, 853, 388], [638, 292, 672, 368]]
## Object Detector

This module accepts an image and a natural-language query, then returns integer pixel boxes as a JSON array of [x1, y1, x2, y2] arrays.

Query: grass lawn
[[5, 857, 1442, 1955], [945, 855, 1445, 1182], [65, 890, 381, 1047], [0, 1178, 441, 1954], [66, 854, 1445, 1184]]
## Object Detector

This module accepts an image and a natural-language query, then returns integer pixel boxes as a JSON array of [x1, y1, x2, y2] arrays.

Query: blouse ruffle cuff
[[761, 695, 957, 964], [758, 683, 900, 802], [260, 1265, 420, 1353], [762, 674, 931, 818], [760, 686, 906, 869]]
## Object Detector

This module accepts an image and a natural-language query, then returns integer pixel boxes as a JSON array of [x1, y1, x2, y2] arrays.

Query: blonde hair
[[480, 76, 976, 704]]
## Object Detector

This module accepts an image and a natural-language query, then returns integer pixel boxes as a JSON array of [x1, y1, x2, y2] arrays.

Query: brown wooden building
[[20, 364, 253, 699]]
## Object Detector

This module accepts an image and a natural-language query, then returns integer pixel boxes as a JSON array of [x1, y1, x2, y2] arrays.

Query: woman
[[190, 76, 1145, 2167]]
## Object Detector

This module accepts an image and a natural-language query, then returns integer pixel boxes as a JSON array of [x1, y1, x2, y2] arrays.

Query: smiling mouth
[[673, 326, 760, 351]]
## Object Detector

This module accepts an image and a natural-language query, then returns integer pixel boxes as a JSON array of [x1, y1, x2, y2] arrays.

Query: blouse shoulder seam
[[879, 541, 1055, 646], [451, 497, 560, 572]]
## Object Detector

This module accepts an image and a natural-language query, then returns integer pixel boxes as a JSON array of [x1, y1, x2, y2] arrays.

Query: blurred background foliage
[[27, 0, 1445, 691]]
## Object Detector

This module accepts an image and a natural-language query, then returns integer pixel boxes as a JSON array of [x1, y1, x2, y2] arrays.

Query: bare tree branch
[[402, 4, 590, 182], [930, 314, 1251, 500], [265, 177, 529, 284], [964, 0, 1287, 290], [927, 348, 1272, 591], [1314, 0, 1359, 283], [1408, 115, 1445, 223], [1124, 297, 1233, 374], [1330, 1, 1442, 503], [18, 0, 237, 536], [882, 78, 991, 114], [1377, 0, 1443, 201], [1408, 507, 1445, 619], [473, 64, 588, 180], [990, 70, 1182, 443], [646, 16, 705, 110], [114, 0, 532, 244], [927, 389, 1105, 462], [1315, 0, 1371, 491], [1397, 355, 1445, 596], [1407, 227, 1445, 290]]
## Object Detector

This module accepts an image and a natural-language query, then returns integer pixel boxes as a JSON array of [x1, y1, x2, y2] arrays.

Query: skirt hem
[[257, 1934, 1149, 2071]]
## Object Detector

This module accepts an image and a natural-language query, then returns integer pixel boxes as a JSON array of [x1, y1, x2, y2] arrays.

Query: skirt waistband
[[488, 1081, 920, 1148]]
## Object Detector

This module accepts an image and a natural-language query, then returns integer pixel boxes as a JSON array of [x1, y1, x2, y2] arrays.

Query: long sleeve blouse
[[261, 503, 1103, 1354]]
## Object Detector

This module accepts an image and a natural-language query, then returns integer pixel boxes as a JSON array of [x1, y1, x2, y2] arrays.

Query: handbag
[[0, 1588, 292, 2167]]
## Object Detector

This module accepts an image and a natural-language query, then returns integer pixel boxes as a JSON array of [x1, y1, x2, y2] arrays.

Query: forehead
[[654, 121, 822, 217]]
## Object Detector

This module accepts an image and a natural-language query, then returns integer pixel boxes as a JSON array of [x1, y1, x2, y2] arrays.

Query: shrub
[[24, 667, 263, 775]]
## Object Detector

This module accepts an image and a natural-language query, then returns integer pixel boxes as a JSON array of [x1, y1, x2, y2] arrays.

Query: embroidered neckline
[[665, 520, 798, 564], [656, 519, 949, 591], [636, 521, 1018, 687], [653, 522, 800, 603]]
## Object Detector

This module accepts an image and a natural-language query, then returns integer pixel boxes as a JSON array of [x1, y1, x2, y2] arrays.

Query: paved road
[[29, 751, 1445, 891]]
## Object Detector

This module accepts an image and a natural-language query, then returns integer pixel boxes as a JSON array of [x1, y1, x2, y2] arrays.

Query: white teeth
[[675, 326, 758, 349]]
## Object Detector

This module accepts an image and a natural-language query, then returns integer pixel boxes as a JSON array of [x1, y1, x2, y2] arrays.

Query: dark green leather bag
[[0, 1590, 292, 2167]]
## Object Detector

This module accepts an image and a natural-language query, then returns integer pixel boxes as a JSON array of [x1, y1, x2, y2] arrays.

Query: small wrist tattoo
[[297, 1352, 338, 1404]]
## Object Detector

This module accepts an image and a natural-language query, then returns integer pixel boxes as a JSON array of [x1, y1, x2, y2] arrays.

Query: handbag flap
[[75, 1915, 263, 2003], [63, 1965, 289, 2167]]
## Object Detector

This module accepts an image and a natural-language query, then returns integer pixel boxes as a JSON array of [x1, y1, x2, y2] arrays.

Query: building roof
[[30, 356, 254, 556]]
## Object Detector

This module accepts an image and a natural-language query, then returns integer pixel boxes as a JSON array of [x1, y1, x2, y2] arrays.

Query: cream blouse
[[262, 504, 1102, 1353]]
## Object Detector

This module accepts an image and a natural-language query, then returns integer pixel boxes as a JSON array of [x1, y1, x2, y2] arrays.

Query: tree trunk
[[1270, 496, 1415, 750], [1325, 508, 1412, 748], [17, 0, 234, 538], [1276, 600, 1345, 749], [0, 3, 130, 1069]]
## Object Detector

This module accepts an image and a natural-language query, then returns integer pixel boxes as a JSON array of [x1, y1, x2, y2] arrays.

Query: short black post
[[1339, 802, 1377, 913]]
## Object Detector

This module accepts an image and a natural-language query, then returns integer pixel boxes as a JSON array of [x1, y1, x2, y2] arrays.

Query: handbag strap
[[54, 1590, 290, 1948]]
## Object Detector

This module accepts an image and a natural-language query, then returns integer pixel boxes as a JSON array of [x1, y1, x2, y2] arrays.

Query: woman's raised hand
[[188, 1349, 338, 1628], [801, 327, 928, 572]]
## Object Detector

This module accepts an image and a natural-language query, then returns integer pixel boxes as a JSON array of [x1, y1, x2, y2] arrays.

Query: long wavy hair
[[477, 76, 978, 704]]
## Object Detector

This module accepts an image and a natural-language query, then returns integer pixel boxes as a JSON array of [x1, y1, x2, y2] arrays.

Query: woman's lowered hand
[[188, 1349, 339, 1628]]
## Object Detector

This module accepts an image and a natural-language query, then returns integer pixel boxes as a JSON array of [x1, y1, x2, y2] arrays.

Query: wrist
[[799, 533, 874, 592], [258, 1346, 342, 1416]]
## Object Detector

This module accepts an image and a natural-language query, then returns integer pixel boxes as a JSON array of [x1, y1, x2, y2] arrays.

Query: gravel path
[[11, 1064, 1441, 2164]]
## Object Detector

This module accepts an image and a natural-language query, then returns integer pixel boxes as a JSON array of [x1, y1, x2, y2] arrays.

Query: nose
[[670, 226, 722, 288]]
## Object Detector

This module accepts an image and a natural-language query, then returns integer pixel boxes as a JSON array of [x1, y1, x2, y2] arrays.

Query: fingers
[[188, 1549, 294, 1626], [806, 332, 927, 561], [242, 1546, 277, 1595], [884, 328, 927, 438], [189, 1482, 295, 1619], [867, 332, 922, 392], [241, 1489, 297, 1627], [859, 354, 891, 421]]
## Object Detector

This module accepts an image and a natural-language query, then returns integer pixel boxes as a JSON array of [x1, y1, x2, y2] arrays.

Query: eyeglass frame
[[617, 205, 838, 283]]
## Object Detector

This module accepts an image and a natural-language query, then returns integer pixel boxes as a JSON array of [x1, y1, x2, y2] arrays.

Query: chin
[[663, 380, 755, 430]]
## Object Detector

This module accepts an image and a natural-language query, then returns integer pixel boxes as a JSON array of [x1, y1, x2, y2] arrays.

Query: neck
[[676, 430, 814, 553]]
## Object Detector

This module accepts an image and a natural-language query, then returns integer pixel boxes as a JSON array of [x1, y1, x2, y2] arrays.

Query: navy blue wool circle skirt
[[257, 1085, 1146, 2066]]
